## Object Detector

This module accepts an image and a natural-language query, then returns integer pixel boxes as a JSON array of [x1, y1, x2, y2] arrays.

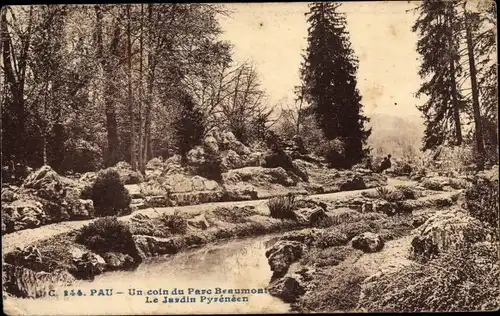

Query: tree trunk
[[138, 4, 145, 174], [446, 11, 462, 146], [96, 5, 120, 167], [144, 4, 154, 162], [1, 8, 29, 166], [127, 5, 137, 170], [465, 8, 486, 169]]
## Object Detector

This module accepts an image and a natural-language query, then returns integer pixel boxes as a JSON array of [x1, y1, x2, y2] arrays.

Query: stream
[[3, 234, 292, 315]]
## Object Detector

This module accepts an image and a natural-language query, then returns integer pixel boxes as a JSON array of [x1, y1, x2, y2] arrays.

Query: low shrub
[[375, 187, 391, 200], [464, 176, 499, 236], [300, 246, 360, 268], [267, 195, 297, 220], [159, 213, 188, 235], [294, 266, 370, 312], [395, 185, 417, 199], [90, 168, 131, 217], [76, 217, 136, 256], [421, 179, 443, 191], [359, 241, 500, 312], [211, 206, 259, 224]]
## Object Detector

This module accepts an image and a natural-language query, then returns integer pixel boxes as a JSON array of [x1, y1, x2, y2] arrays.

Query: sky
[[218, 1, 426, 120]]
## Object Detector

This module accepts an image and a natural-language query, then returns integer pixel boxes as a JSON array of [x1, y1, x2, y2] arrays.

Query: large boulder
[[22, 165, 66, 200], [267, 274, 306, 303], [265, 240, 304, 279], [102, 252, 135, 271], [351, 232, 385, 253], [72, 251, 106, 280], [1, 185, 19, 202], [114, 162, 144, 185], [2, 263, 75, 298], [220, 131, 251, 155], [410, 208, 491, 261], [222, 166, 296, 187], [1, 199, 46, 232], [220, 150, 244, 170], [203, 135, 219, 155]]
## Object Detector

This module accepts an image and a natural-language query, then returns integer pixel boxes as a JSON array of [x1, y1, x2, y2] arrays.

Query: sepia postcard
[[1, 1, 498, 315]]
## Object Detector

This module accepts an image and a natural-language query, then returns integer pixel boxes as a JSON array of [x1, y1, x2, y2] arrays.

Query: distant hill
[[366, 113, 425, 160]]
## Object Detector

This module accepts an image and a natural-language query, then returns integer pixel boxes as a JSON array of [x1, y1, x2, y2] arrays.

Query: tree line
[[412, 0, 497, 168], [1, 4, 270, 174]]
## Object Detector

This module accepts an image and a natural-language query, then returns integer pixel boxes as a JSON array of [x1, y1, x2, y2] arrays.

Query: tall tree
[[95, 5, 121, 167], [1, 6, 33, 167], [463, 2, 485, 167], [412, 0, 465, 151], [300, 2, 370, 168]]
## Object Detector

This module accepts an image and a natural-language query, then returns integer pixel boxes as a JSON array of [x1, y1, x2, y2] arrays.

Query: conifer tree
[[300, 2, 370, 168], [412, 0, 465, 150]]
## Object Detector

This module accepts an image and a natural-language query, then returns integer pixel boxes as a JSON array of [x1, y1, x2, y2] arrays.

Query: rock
[[117, 169, 143, 185], [146, 157, 163, 171], [145, 195, 172, 208], [102, 252, 135, 271], [421, 178, 444, 191], [166, 174, 193, 193], [280, 228, 321, 245], [222, 166, 296, 187], [221, 189, 258, 201], [191, 176, 205, 191], [292, 135, 307, 154], [410, 208, 490, 261], [203, 179, 220, 191], [265, 240, 303, 279], [268, 275, 306, 303], [80, 172, 97, 184], [2, 263, 75, 298], [339, 174, 366, 191], [187, 146, 205, 166], [294, 206, 327, 226], [291, 160, 309, 182], [187, 214, 210, 230], [69, 199, 94, 219], [361, 202, 374, 213], [220, 131, 251, 155], [412, 215, 429, 228], [220, 150, 244, 170], [72, 251, 106, 280], [2, 199, 46, 231], [351, 232, 384, 253], [171, 191, 224, 206], [133, 235, 184, 259], [203, 136, 219, 155], [22, 165, 66, 200], [1, 185, 19, 202], [374, 200, 394, 215]]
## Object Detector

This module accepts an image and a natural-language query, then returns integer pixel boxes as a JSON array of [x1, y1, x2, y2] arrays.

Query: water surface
[[4, 235, 291, 315]]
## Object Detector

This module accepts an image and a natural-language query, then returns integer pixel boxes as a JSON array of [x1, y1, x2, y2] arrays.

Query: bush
[[211, 206, 259, 224], [90, 168, 131, 217], [421, 179, 443, 191], [76, 217, 136, 256], [359, 241, 500, 312], [159, 213, 188, 235], [394, 185, 417, 200], [464, 176, 499, 235], [375, 187, 391, 200], [267, 195, 297, 220], [295, 266, 369, 312], [195, 154, 223, 182]]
